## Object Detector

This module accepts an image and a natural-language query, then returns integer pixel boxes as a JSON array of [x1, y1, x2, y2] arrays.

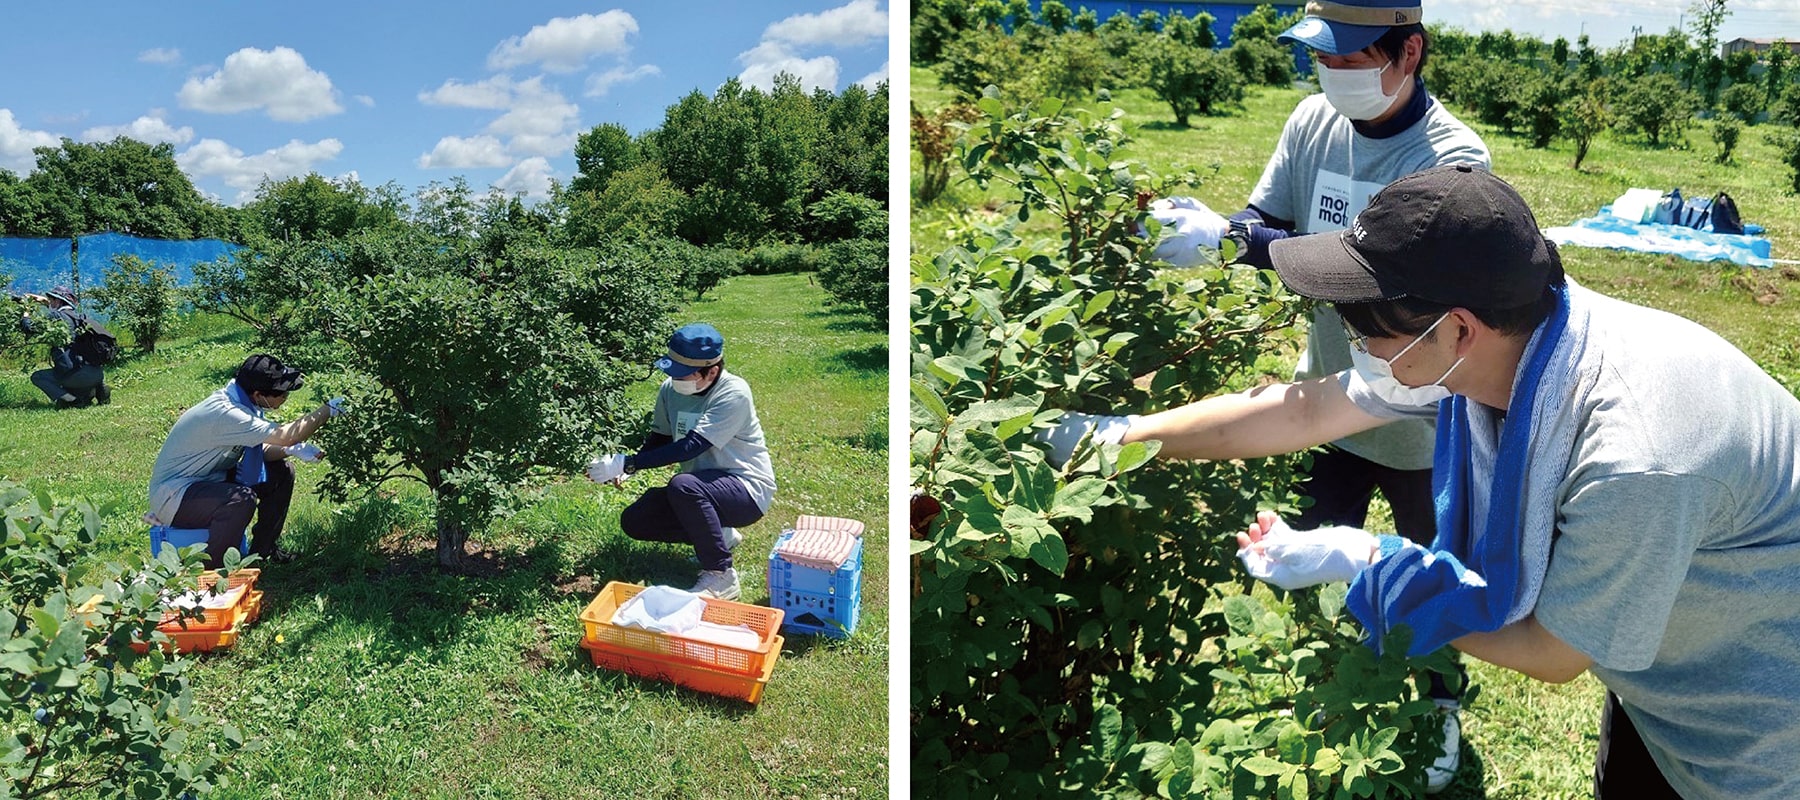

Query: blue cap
[[1277, 0, 1422, 56], [653, 323, 724, 378]]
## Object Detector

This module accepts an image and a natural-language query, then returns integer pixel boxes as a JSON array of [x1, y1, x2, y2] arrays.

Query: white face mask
[[1316, 60, 1400, 120], [670, 376, 703, 396], [1348, 313, 1464, 406]]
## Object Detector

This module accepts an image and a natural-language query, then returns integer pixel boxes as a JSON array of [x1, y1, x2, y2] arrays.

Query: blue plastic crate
[[766, 531, 862, 639], [150, 526, 245, 558]]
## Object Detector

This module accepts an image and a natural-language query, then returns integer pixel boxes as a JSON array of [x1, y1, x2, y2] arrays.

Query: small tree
[[1616, 72, 1697, 146], [1713, 117, 1742, 163], [1134, 9, 1162, 34], [1769, 127, 1800, 193], [1073, 7, 1098, 34], [1722, 82, 1766, 123], [1561, 80, 1614, 169], [1773, 83, 1800, 128], [938, 28, 1029, 100], [1227, 37, 1297, 87], [817, 237, 887, 320], [0, 481, 250, 798], [806, 190, 888, 242], [86, 254, 180, 353], [1038, 30, 1108, 99], [1145, 39, 1243, 126], [1512, 70, 1568, 148], [1038, 0, 1071, 33]]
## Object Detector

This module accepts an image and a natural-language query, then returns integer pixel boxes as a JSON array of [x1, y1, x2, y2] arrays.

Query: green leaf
[[1113, 440, 1159, 474], [910, 379, 950, 422], [1201, 718, 1247, 749], [1239, 755, 1288, 777], [1051, 477, 1107, 520], [1092, 703, 1123, 758], [1277, 769, 1310, 800], [1077, 619, 1104, 649], [1222, 595, 1260, 636], [1028, 531, 1070, 575], [1011, 459, 1056, 513]]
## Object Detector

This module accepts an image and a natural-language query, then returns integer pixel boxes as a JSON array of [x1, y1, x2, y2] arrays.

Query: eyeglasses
[[1341, 319, 1372, 354]]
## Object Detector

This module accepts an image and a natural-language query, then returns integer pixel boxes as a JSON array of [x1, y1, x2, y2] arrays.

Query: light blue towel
[[225, 380, 267, 486], [1543, 211, 1773, 267]]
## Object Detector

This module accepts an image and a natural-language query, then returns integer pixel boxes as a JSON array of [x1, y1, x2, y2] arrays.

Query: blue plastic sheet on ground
[[1543, 209, 1774, 267], [0, 237, 75, 292], [76, 233, 242, 285]]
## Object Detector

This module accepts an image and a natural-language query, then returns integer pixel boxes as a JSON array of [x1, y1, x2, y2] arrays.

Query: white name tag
[[1306, 168, 1388, 233], [675, 410, 701, 438]]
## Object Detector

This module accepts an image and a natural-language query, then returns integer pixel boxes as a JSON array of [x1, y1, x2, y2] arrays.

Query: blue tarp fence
[[1, 233, 242, 294]]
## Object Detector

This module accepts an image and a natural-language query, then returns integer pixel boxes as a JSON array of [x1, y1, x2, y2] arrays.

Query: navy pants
[[31, 365, 104, 404], [1292, 445, 1437, 543], [621, 470, 763, 571], [169, 453, 295, 568], [1595, 692, 1682, 799]]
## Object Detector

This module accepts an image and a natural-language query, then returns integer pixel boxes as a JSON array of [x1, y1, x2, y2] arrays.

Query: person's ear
[[1402, 33, 1423, 75]]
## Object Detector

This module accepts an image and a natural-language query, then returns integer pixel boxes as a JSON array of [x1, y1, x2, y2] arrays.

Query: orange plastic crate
[[157, 568, 262, 631], [134, 591, 264, 654], [577, 581, 784, 677], [580, 635, 781, 704]]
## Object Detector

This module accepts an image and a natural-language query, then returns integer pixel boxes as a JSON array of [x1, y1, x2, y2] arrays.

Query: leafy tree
[[914, 97, 1456, 799], [1616, 72, 1698, 145], [1145, 40, 1244, 126], [1040, 30, 1108, 99], [1722, 81, 1766, 123], [911, 0, 973, 64], [1073, 6, 1098, 34], [1713, 117, 1742, 163], [1770, 126, 1800, 193], [1773, 82, 1800, 128], [21, 138, 227, 240], [937, 27, 1030, 100], [647, 76, 821, 246], [86, 254, 179, 352], [1724, 49, 1757, 87], [1767, 43, 1793, 105], [1135, 9, 1162, 34], [1227, 37, 1297, 87], [0, 482, 251, 798], [1231, 3, 1298, 45], [240, 173, 404, 244], [1039, 0, 1071, 33], [1561, 80, 1614, 169], [1513, 70, 1568, 148], [1164, 12, 1216, 50], [912, 102, 977, 206], [813, 81, 890, 204], [1687, 0, 1731, 61], [817, 237, 886, 320], [806, 190, 887, 242], [1004, 0, 1032, 28], [1551, 36, 1570, 67], [569, 123, 640, 197], [560, 161, 686, 248]]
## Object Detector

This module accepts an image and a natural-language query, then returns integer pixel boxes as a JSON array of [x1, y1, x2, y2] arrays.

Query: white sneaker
[[689, 568, 741, 601], [1424, 702, 1462, 794], [722, 527, 742, 551]]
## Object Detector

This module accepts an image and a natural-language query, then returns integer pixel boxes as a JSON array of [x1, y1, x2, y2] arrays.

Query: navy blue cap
[[1278, 0, 1422, 56], [653, 323, 724, 378]]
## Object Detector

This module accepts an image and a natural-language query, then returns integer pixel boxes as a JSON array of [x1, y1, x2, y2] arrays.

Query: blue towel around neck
[[1346, 283, 1573, 656], [225, 380, 267, 487]]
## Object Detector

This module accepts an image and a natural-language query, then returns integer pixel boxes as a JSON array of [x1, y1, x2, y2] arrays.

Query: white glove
[[1148, 197, 1228, 266], [1237, 517, 1377, 591], [285, 443, 324, 463], [325, 397, 348, 417], [586, 454, 626, 484], [1035, 411, 1136, 468]]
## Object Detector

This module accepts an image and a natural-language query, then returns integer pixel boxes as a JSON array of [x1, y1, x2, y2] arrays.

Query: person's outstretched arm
[[1125, 374, 1388, 461]]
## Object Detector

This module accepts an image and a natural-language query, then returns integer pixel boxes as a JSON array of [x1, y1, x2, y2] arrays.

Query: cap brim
[[654, 357, 701, 378], [1269, 231, 1397, 303], [1278, 18, 1388, 56]]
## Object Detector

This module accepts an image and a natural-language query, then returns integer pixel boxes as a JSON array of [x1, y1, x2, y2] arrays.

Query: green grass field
[[1, 272, 887, 799], [913, 64, 1800, 799]]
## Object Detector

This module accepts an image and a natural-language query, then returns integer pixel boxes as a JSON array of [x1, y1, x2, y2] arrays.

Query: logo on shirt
[[675, 411, 700, 438]]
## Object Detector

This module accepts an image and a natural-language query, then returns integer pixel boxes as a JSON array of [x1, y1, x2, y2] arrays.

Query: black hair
[[1336, 283, 1559, 341], [1370, 23, 1428, 74]]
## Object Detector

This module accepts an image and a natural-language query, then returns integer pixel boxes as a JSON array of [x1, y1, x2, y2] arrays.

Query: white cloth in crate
[[773, 515, 864, 571], [612, 585, 760, 650]]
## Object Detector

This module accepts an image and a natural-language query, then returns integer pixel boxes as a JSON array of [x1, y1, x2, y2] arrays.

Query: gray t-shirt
[[1346, 291, 1800, 799], [652, 370, 775, 513], [1252, 91, 1489, 469], [147, 383, 277, 523]]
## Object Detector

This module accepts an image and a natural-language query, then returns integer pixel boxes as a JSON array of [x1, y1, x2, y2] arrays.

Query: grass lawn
[[913, 64, 1800, 799], [1, 271, 888, 799]]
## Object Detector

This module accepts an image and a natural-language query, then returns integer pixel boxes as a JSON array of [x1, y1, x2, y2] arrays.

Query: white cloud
[[417, 135, 511, 169], [584, 64, 661, 97], [177, 47, 343, 122], [355, 95, 375, 108], [855, 61, 890, 89], [737, 42, 839, 92], [492, 157, 554, 200], [488, 10, 639, 73], [177, 137, 343, 204], [763, 0, 887, 48], [0, 110, 59, 175], [79, 112, 194, 146], [418, 75, 518, 109], [484, 78, 577, 137], [138, 47, 181, 65]]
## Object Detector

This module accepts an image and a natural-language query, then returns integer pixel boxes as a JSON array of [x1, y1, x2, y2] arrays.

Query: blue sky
[[0, 2, 889, 206]]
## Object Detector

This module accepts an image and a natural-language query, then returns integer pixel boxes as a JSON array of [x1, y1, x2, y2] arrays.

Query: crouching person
[[147, 354, 343, 567], [589, 323, 777, 601]]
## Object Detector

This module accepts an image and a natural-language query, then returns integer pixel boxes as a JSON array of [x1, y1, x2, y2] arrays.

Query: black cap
[[236, 354, 304, 394], [1269, 165, 1563, 309]]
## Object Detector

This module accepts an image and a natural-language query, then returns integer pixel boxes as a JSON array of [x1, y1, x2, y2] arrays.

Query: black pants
[[620, 470, 763, 571], [1292, 445, 1437, 543], [169, 455, 295, 568], [31, 365, 104, 404], [1595, 692, 1684, 799]]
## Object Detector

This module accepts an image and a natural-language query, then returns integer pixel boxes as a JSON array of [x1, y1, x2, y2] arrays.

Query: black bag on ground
[[70, 322, 118, 366], [1709, 191, 1744, 235]]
